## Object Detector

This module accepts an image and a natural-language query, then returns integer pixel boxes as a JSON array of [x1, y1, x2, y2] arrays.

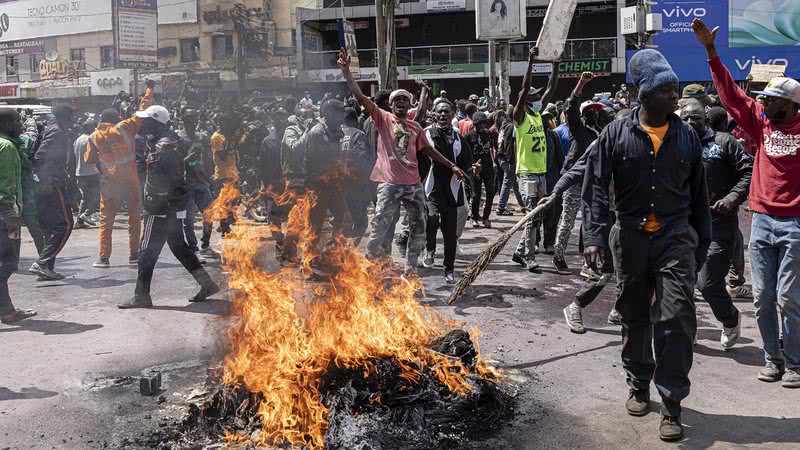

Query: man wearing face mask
[[119, 106, 219, 309], [422, 100, 474, 283], [511, 46, 560, 272], [583, 49, 711, 441], [680, 99, 752, 349], [549, 72, 603, 275], [694, 19, 800, 387], [0, 109, 37, 324]]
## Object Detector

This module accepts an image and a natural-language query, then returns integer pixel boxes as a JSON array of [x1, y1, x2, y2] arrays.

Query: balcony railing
[[303, 37, 617, 70]]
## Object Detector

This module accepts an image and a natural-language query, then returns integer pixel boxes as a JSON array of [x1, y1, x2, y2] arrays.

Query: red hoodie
[[709, 56, 800, 217]]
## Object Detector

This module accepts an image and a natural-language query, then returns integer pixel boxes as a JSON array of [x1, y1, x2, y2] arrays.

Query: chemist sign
[[113, 0, 159, 69]]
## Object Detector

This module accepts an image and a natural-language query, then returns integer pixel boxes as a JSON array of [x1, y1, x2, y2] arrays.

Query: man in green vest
[[511, 46, 560, 272], [0, 109, 37, 324]]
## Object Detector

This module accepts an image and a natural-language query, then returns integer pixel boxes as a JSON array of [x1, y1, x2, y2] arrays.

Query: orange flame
[[219, 185, 499, 448], [205, 181, 241, 223]]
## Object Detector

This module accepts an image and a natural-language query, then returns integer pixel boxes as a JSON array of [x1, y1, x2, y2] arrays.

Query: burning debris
[[159, 188, 514, 449]]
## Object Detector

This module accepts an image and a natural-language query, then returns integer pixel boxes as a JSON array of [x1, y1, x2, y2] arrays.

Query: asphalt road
[[1, 206, 798, 449]]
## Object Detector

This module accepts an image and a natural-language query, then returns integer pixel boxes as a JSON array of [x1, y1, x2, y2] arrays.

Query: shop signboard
[[0, 0, 112, 42], [0, 38, 44, 56], [628, 0, 800, 81], [408, 63, 485, 79], [338, 20, 360, 79], [427, 0, 466, 13], [91, 69, 133, 96], [114, 0, 159, 69], [0, 83, 19, 98], [558, 59, 612, 78]]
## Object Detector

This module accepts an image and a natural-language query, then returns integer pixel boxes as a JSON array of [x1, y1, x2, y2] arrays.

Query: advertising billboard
[[114, 0, 159, 69], [0, 0, 112, 42], [158, 0, 197, 24], [629, 0, 800, 81], [475, 0, 526, 41]]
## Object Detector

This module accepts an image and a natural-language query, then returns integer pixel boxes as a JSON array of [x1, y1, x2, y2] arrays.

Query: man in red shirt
[[694, 19, 800, 388]]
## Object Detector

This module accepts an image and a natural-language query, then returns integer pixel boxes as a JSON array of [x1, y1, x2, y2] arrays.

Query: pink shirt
[[369, 107, 430, 185]]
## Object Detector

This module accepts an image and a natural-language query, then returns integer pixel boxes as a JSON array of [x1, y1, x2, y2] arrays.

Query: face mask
[[527, 101, 543, 113]]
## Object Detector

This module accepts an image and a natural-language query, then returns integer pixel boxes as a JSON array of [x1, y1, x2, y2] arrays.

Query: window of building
[[180, 38, 201, 63], [101, 46, 114, 68], [212, 34, 234, 61], [31, 54, 43, 74], [70, 48, 86, 72], [6, 56, 18, 78]]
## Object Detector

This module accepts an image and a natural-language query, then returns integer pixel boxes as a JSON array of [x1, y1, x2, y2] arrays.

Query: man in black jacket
[[29, 105, 74, 281], [553, 72, 603, 273], [421, 100, 474, 283], [119, 106, 219, 309], [464, 112, 495, 228], [583, 49, 711, 441], [680, 99, 752, 348]]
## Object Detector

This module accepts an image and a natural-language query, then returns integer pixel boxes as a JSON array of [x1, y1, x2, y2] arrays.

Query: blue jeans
[[498, 159, 523, 210], [750, 212, 800, 369]]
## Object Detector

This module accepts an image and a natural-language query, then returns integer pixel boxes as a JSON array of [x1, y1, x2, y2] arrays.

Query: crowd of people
[[0, 17, 798, 443]]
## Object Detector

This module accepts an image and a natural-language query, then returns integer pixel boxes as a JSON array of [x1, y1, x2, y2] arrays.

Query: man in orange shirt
[[210, 116, 239, 237], [85, 81, 154, 268]]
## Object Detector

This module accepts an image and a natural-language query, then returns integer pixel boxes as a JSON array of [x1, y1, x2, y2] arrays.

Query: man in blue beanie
[[583, 49, 711, 441]]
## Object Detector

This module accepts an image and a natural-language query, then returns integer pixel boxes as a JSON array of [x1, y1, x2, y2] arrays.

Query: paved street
[[1, 208, 798, 449]]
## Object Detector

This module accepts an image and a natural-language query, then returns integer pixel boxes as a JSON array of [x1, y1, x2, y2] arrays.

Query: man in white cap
[[337, 49, 466, 273], [119, 105, 219, 308], [694, 19, 800, 388]]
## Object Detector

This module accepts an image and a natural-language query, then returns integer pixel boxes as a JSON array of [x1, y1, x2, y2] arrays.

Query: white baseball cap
[[580, 100, 603, 114], [135, 105, 171, 125], [751, 77, 800, 105], [389, 89, 414, 104]]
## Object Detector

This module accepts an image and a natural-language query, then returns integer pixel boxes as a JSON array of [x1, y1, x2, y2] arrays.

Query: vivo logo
[[663, 6, 706, 18], [735, 57, 790, 71]]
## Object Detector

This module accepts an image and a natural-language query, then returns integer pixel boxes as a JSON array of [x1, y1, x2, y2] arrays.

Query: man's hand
[[578, 72, 594, 87], [537, 193, 560, 210], [528, 46, 539, 63], [584, 245, 603, 272], [415, 79, 431, 91], [451, 165, 467, 180], [711, 193, 738, 215], [337, 48, 351, 74], [692, 19, 719, 48]]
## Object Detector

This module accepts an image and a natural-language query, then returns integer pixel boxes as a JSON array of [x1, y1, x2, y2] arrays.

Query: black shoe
[[526, 260, 540, 273], [482, 219, 492, 229], [553, 255, 570, 274], [445, 272, 456, 284], [0, 309, 37, 324], [512, 253, 526, 267], [659, 415, 684, 442], [190, 283, 221, 303], [496, 208, 513, 216], [118, 296, 153, 309], [625, 389, 650, 416]]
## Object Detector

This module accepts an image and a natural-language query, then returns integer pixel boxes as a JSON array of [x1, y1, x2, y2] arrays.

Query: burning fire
[[204, 181, 241, 223], [215, 185, 499, 448]]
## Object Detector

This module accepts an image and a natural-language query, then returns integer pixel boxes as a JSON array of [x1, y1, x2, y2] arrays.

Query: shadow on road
[[149, 299, 231, 316], [64, 275, 135, 289], [0, 387, 59, 401], [680, 408, 800, 448], [0, 319, 103, 335], [504, 340, 622, 370], [693, 343, 764, 367]]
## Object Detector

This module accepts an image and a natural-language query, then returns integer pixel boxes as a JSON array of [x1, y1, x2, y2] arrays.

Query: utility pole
[[497, 41, 510, 104], [232, 4, 249, 99], [488, 41, 496, 108], [375, 0, 397, 90]]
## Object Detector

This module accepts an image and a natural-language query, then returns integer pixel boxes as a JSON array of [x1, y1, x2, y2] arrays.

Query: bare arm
[[415, 80, 431, 126], [338, 48, 376, 116], [513, 47, 539, 125], [541, 61, 561, 107]]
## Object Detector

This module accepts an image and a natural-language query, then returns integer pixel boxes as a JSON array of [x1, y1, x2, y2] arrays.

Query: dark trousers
[[136, 213, 212, 298], [610, 222, 698, 412], [0, 220, 20, 316], [184, 187, 213, 252], [575, 247, 615, 308], [728, 227, 746, 288], [536, 195, 562, 250], [309, 185, 349, 247], [35, 183, 74, 270], [213, 180, 236, 236], [76, 174, 100, 219], [425, 199, 458, 272], [697, 231, 739, 328], [470, 166, 496, 221], [346, 184, 373, 241]]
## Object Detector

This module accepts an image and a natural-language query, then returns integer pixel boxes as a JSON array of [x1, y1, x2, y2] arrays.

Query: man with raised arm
[[337, 49, 466, 274], [693, 19, 800, 388], [511, 46, 560, 273]]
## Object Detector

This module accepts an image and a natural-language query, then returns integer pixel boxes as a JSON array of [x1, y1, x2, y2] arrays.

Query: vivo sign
[[735, 57, 789, 71], [662, 6, 706, 18]]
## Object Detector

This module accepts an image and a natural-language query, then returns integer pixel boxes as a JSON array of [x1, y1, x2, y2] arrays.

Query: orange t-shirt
[[641, 123, 669, 233]]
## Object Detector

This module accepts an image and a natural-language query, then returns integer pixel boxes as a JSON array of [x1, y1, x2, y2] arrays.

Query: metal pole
[[133, 67, 139, 100], [488, 40, 496, 108], [498, 40, 510, 104], [375, 0, 387, 89]]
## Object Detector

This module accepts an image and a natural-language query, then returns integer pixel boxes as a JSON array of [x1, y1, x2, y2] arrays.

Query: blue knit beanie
[[628, 49, 679, 101]]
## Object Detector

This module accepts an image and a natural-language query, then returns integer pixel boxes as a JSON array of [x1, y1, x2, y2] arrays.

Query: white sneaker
[[563, 302, 585, 334], [721, 308, 741, 349], [456, 245, 465, 257], [422, 250, 435, 268]]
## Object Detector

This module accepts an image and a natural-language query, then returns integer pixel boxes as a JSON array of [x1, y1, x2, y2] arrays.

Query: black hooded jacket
[[143, 130, 189, 215]]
